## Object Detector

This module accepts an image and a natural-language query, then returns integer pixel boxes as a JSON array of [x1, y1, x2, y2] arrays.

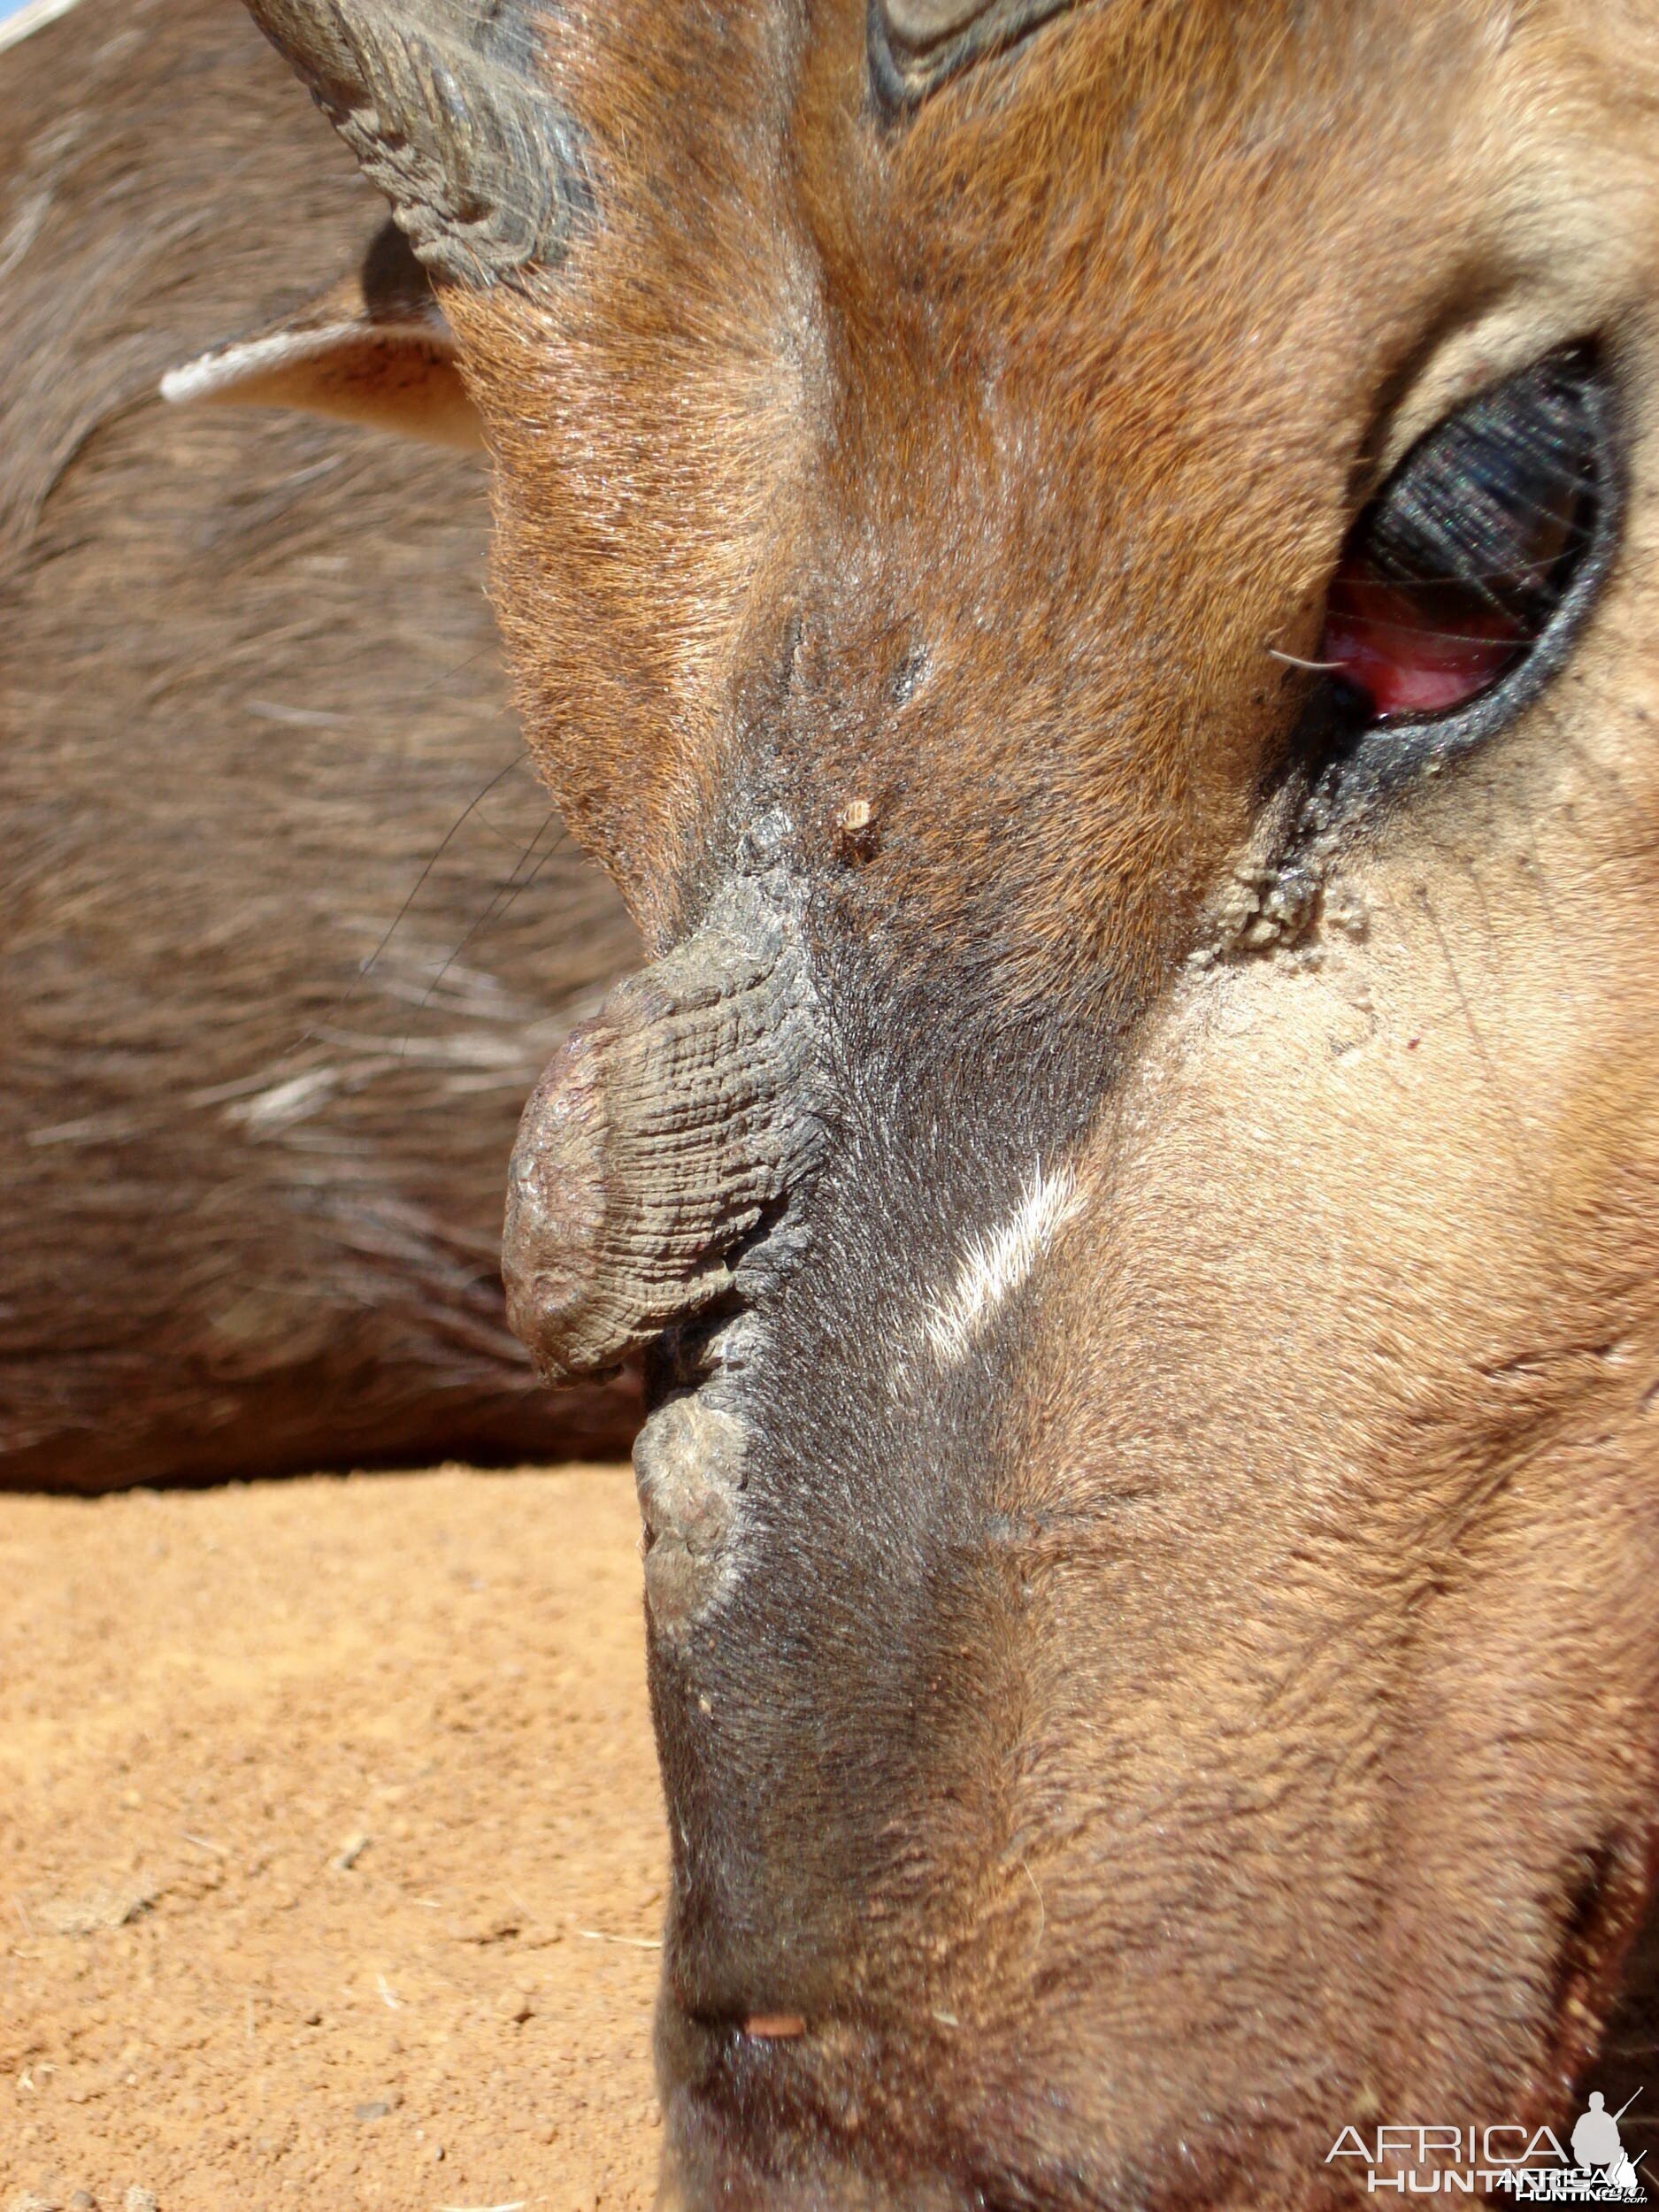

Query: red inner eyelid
[[1320, 572, 1534, 721], [1311, 352, 1601, 729]]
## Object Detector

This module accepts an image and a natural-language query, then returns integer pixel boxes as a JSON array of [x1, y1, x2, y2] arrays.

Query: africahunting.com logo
[[1327, 2088, 1648, 2200]]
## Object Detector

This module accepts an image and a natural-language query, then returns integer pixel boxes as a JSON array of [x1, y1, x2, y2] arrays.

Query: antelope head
[[240, 0, 1659, 2201]]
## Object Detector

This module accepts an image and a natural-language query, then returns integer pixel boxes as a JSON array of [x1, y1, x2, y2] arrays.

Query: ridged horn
[[242, 0, 586, 288], [503, 878, 824, 1387]]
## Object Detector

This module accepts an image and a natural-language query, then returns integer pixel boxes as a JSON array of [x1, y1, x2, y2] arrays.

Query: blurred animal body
[[0, 0, 640, 1488]]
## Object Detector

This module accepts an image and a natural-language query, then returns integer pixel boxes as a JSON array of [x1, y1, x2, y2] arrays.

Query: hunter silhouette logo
[[1325, 2087, 1648, 2198], [1564, 2093, 1647, 2201]]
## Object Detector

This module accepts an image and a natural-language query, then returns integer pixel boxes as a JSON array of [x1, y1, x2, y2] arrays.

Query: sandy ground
[[0, 1467, 664, 2212]]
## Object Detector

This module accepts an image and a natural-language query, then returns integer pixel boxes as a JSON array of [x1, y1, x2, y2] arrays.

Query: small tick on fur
[[833, 798, 879, 863]]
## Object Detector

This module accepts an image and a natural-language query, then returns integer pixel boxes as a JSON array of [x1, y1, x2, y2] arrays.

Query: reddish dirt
[[0, 1467, 664, 2212]]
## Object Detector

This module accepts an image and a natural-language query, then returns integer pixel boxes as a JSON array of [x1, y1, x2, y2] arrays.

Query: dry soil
[[0, 1466, 663, 2212]]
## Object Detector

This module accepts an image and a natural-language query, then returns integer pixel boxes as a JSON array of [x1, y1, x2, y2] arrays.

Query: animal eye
[[870, 0, 1072, 104], [1316, 348, 1609, 738]]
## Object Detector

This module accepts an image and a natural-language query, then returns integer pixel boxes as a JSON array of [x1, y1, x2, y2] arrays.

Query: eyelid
[[1305, 350, 1618, 804], [1365, 301, 1612, 491]]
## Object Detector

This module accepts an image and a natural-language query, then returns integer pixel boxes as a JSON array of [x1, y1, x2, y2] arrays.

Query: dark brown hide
[[0, 0, 641, 1489]]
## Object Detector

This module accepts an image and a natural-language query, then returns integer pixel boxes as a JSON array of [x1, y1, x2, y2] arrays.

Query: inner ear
[[160, 219, 483, 451]]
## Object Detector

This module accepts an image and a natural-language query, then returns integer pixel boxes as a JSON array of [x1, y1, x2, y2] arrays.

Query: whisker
[[293, 742, 534, 1053], [401, 809, 569, 1048]]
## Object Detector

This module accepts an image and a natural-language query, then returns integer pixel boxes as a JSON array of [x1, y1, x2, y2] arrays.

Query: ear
[[161, 219, 483, 450]]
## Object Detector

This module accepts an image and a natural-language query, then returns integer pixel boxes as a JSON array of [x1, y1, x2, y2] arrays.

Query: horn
[[503, 876, 824, 1388], [242, 0, 587, 288]]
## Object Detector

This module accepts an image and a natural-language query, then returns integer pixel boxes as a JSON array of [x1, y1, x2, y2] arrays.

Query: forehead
[[465, 0, 1616, 553], [472, 0, 1655, 416], [457, 0, 1548, 933], [525, 0, 1520, 235]]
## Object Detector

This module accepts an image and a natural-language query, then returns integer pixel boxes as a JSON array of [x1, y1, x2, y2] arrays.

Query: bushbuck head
[[242, 0, 1659, 2199]]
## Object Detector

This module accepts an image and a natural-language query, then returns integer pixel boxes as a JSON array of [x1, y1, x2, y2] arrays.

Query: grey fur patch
[[0, 0, 644, 1485]]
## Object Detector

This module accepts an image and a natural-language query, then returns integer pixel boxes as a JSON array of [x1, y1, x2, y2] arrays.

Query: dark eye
[[1315, 347, 1610, 742]]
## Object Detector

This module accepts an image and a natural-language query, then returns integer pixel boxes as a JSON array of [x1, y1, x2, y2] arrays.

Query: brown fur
[[0, 0, 641, 1489], [244, 0, 1659, 2199]]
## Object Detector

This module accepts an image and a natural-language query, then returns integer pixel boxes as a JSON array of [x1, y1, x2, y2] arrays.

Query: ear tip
[[158, 326, 360, 410], [158, 354, 219, 406], [158, 338, 285, 408], [157, 310, 482, 449]]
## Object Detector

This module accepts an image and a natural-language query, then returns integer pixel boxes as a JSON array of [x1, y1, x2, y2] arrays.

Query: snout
[[652, 2002, 990, 2212]]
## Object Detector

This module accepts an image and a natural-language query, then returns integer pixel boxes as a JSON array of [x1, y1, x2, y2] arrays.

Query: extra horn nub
[[242, 0, 584, 288], [503, 881, 821, 1386]]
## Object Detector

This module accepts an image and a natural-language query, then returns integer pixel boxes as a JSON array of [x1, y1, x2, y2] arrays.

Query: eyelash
[[1297, 344, 1617, 804]]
